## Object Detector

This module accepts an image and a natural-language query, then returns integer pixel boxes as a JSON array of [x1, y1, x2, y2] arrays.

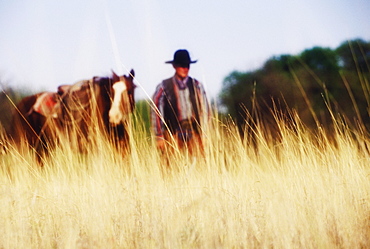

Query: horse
[[7, 92, 56, 160], [7, 69, 136, 164]]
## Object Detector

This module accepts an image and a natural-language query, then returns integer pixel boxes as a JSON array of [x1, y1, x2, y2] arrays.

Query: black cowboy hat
[[165, 49, 197, 66]]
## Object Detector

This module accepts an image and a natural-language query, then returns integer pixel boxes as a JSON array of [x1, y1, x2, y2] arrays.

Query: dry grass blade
[[0, 91, 369, 248]]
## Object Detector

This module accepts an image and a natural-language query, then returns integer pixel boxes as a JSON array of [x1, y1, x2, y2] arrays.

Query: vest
[[162, 77, 201, 133]]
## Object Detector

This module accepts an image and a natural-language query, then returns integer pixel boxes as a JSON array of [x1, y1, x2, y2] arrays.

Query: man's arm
[[151, 83, 166, 148]]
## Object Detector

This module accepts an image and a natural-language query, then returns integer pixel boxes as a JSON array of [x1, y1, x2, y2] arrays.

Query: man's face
[[173, 64, 190, 80]]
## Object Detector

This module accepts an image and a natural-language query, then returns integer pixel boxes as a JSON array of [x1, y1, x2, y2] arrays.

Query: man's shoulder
[[160, 76, 202, 89], [154, 77, 171, 89], [192, 77, 200, 84], [152, 77, 173, 98], [162, 77, 173, 85], [187, 77, 203, 88], [160, 77, 175, 91]]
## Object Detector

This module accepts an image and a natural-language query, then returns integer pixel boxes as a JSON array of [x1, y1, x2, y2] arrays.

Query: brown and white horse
[[7, 69, 136, 163]]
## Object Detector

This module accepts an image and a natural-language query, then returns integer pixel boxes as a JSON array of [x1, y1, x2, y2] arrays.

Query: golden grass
[[1, 110, 369, 248]]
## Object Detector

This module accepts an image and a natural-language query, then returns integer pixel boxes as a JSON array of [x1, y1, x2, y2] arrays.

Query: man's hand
[[156, 136, 166, 151]]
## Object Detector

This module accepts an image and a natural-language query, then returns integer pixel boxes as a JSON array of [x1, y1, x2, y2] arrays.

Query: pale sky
[[0, 0, 369, 100]]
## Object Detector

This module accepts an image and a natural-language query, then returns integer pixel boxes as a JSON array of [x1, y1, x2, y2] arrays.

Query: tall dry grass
[[0, 103, 369, 248]]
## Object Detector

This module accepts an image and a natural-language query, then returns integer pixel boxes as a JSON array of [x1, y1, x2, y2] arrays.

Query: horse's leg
[[109, 124, 130, 156], [29, 112, 52, 165]]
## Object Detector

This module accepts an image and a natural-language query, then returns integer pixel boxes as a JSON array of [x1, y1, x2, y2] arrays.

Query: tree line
[[219, 38, 370, 136]]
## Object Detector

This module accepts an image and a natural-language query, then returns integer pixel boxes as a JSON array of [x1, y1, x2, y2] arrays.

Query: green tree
[[219, 39, 370, 136], [336, 39, 370, 126], [299, 46, 339, 73], [336, 39, 370, 72]]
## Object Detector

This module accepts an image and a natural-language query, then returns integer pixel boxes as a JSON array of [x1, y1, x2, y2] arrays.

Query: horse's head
[[108, 69, 136, 126]]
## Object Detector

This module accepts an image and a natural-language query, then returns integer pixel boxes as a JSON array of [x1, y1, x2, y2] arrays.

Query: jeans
[[177, 130, 193, 142]]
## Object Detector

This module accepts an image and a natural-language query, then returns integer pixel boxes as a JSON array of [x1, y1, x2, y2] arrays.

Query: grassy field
[[0, 110, 369, 248]]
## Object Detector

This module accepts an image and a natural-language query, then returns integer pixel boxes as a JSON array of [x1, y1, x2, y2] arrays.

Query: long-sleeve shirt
[[151, 75, 209, 140]]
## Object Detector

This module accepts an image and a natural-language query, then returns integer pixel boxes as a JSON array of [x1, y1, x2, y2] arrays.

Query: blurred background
[[1, 0, 369, 133]]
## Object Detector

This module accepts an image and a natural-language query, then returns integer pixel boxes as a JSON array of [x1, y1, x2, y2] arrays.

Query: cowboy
[[151, 49, 210, 154]]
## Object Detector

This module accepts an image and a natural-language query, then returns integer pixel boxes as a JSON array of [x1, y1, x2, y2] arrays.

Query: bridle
[[108, 73, 136, 126]]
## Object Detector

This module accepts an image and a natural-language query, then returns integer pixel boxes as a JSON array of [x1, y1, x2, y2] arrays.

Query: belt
[[177, 119, 197, 142], [179, 119, 193, 130]]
